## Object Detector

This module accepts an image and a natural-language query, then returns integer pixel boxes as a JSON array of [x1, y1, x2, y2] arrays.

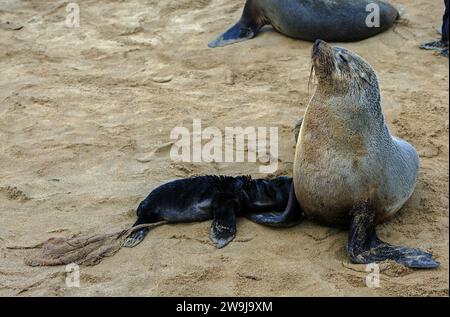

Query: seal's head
[[310, 39, 379, 95]]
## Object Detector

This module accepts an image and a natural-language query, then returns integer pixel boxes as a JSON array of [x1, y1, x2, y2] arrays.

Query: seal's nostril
[[314, 39, 322, 47], [312, 39, 323, 58], [314, 39, 327, 50]]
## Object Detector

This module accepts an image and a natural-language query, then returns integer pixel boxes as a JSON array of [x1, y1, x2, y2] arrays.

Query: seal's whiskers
[[307, 64, 317, 98]]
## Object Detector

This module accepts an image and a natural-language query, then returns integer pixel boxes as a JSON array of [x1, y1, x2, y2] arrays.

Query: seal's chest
[[294, 135, 367, 222], [295, 120, 370, 198], [299, 125, 365, 164]]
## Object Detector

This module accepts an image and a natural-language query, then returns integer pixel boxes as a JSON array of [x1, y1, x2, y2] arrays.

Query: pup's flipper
[[210, 200, 237, 248], [122, 221, 168, 248], [122, 228, 149, 248], [348, 202, 439, 268]]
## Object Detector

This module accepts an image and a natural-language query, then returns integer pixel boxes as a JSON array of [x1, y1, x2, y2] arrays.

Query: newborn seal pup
[[123, 175, 293, 249], [209, 0, 399, 48], [250, 40, 439, 268]]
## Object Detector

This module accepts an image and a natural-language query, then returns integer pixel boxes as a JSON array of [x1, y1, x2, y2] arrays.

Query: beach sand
[[0, 0, 448, 296]]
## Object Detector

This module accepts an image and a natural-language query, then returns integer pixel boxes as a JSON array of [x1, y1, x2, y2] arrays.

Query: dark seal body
[[209, 0, 399, 47], [123, 175, 292, 248]]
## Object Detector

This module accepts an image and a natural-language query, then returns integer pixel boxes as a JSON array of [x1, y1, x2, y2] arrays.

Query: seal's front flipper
[[210, 199, 237, 248], [348, 202, 439, 268], [208, 0, 264, 48], [246, 184, 303, 228], [123, 227, 149, 248]]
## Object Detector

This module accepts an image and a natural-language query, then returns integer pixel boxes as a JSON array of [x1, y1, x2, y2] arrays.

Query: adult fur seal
[[249, 40, 439, 268], [122, 175, 294, 249], [209, 0, 399, 48]]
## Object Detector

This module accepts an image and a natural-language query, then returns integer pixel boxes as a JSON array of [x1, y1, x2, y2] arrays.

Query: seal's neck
[[299, 90, 387, 156], [306, 87, 385, 131]]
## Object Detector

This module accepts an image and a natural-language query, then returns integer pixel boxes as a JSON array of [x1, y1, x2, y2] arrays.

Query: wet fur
[[124, 175, 292, 248]]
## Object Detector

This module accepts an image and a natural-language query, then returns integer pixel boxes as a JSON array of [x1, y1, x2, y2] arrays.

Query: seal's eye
[[338, 53, 348, 63]]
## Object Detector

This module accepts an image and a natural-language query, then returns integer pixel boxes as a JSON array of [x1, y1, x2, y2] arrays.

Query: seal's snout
[[313, 39, 325, 49], [310, 40, 337, 83], [312, 39, 326, 59]]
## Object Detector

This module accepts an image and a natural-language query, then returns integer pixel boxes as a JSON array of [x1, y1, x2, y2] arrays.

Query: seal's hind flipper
[[420, 40, 448, 51], [246, 185, 303, 228], [123, 228, 149, 248], [348, 202, 439, 268], [210, 199, 237, 248], [208, 22, 257, 48], [208, 0, 265, 48]]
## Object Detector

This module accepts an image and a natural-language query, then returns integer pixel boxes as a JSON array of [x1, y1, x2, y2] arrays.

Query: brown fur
[[293, 40, 419, 226]]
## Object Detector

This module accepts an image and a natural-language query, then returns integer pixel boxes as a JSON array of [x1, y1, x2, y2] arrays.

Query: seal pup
[[122, 175, 294, 249], [250, 40, 439, 268], [208, 0, 399, 48]]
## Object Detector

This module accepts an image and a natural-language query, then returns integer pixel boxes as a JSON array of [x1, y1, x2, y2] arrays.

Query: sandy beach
[[0, 0, 448, 296]]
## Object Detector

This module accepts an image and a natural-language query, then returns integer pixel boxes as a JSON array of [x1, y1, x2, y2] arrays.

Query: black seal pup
[[209, 0, 399, 48], [123, 175, 293, 249], [249, 40, 439, 269]]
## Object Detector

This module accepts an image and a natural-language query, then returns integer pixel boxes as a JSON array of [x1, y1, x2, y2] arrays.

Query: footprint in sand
[[135, 141, 174, 163]]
